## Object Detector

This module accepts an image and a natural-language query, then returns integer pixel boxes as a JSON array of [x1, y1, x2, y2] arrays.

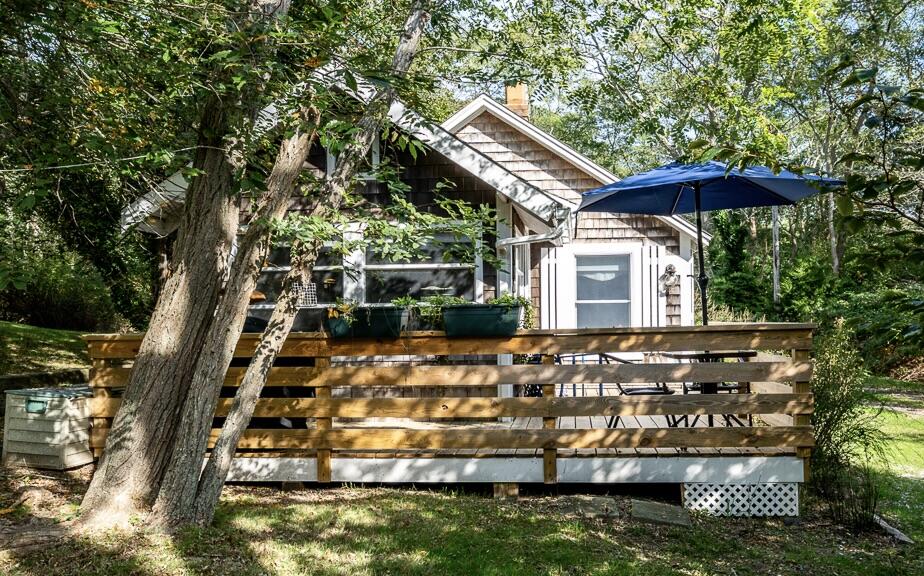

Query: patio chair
[[591, 353, 676, 428], [522, 353, 677, 428], [679, 354, 753, 427]]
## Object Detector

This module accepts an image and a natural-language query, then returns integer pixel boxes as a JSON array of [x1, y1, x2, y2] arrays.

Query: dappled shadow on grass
[[204, 486, 922, 576], [2, 482, 923, 576], [0, 321, 89, 375], [874, 469, 924, 542]]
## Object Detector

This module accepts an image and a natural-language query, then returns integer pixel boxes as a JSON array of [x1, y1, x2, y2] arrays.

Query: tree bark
[[771, 205, 780, 305], [148, 109, 320, 527], [828, 191, 840, 275], [79, 0, 291, 527], [186, 1, 431, 527], [191, 243, 318, 524], [80, 96, 240, 526]]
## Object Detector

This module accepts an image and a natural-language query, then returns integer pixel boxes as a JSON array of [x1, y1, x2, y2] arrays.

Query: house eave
[[442, 94, 709, 245], [122, 65, 571, 242]]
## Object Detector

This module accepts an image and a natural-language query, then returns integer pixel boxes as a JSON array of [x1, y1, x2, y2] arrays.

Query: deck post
[[791, 348, 812, 482], [541, 354, 557, 484], [89, 358, 111, 459], [316, 356, 332, 483], [493, 482, 519, 500]]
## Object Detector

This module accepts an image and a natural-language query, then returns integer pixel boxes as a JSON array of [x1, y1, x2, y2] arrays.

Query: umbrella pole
[[694, 182, 709, 325]]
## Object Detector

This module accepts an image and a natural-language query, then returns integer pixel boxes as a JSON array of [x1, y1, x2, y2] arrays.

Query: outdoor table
[[662, 350, 758, 426]]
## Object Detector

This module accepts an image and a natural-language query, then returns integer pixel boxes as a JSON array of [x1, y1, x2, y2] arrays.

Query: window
[[364, 234, 476, 303], [575, 254, 631, 328], [252, 232, 479, 307], [254, 244, 343, 306]]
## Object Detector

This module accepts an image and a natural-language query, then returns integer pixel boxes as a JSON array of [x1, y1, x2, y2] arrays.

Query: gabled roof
[[121, 66, 571, 240], [442, 94, 708, 243]]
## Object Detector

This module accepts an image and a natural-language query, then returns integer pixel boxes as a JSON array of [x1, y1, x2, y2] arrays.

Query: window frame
[[574, 253, 632, 329], [358, 227, 483, 304], [554, 242, 642, 329], [249, 225, 485, 309], [249, 241, 344, 310]]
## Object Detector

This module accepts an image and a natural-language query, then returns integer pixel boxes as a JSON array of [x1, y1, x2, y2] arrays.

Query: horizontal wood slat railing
[[88, 361, 813, 388], [84, 324, 815, 483], [89, 426, 814, 451], [84, 323, 815, 359], [91, 394, 814, 419]]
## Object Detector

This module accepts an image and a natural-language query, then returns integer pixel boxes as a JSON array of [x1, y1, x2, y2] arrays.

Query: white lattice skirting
[[683, 483, 799, 517]]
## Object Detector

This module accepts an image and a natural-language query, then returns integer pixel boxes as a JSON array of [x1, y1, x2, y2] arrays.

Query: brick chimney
[[504, 82, 529, 119]]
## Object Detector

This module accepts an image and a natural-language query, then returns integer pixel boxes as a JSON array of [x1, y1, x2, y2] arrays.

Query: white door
[[555, 243, 643, 329]]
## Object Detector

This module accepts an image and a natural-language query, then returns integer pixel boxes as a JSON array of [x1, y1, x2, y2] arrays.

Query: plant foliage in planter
[[391, 295, 467, 331], [441, 293, 534, 338], [326, 299, 408, 339]]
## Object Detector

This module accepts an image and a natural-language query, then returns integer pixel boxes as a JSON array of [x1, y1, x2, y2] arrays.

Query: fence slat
[[89, 362, 812, 388], [91, 393, 814, 419], [83, 324, 814, 359], [90, 426, 814, 450]]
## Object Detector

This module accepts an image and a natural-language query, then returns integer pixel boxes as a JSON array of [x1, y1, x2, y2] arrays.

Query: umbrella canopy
[[578, 161, 842, 215], [578, 161, 843, 324]]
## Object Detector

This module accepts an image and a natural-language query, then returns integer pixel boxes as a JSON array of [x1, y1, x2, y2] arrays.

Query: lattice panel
[[684, 483, 799, 517], [292, 282, 317, 307]]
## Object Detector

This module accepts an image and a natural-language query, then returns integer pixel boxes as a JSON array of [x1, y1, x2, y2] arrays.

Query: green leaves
[[837, 152, 874, 165], [834, 193, 854, 216], [841, 67, 878, 87], [899, 89, 924, 112]]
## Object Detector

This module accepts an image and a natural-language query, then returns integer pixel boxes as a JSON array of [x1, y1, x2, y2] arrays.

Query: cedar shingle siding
[[455, 111, 683, 325]]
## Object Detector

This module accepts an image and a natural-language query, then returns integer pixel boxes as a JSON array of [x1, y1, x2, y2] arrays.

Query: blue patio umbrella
[[578, 161, 843, 324]]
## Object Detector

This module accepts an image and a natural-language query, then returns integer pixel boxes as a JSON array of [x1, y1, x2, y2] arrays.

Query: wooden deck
[[83, 324, 814, 486]]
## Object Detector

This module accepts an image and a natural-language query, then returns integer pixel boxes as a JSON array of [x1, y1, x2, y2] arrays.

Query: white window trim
[[358, 226, 482, 303], [252, 224, 483, 308], [554, 242, 643, 329]]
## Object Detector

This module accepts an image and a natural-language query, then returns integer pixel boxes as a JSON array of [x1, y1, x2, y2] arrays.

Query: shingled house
[[124, 80, 703, 331]]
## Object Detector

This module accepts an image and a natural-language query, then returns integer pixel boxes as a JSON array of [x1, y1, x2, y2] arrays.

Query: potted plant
[[441, 293, 534, 338], [400, 294, 467, 331], [325, 298, 408, 339]]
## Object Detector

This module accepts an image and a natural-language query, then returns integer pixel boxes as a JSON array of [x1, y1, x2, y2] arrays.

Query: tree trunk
[[186, 1, 431, 527], [80, 96, 240, 526], [192, 244, 318, 524], [771, 205, 780, 305], [828, 191, 840, 275], [79, 0, 291, 527], [149, 110, 320, 527]]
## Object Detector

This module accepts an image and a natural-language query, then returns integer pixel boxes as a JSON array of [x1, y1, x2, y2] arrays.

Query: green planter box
[[407, 308, 443, 332], [442, 304, 522, 338], [325, 307, 408, 339]]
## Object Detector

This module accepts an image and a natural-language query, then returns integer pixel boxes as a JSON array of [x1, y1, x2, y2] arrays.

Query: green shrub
[[810, 320, 886, 526], [825, 465, 881, 533], [833, 286, 924, 374], [0, 211, 121, 331], [2, 252, 120, 331], [707, 302, 766, 323], [707, 211, 771, 316]]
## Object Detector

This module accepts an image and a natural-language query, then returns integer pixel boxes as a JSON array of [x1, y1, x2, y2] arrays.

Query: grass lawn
[[0, 478, 920, 576], [0, 321, 89, 375], [864, 375, 924, 543]]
